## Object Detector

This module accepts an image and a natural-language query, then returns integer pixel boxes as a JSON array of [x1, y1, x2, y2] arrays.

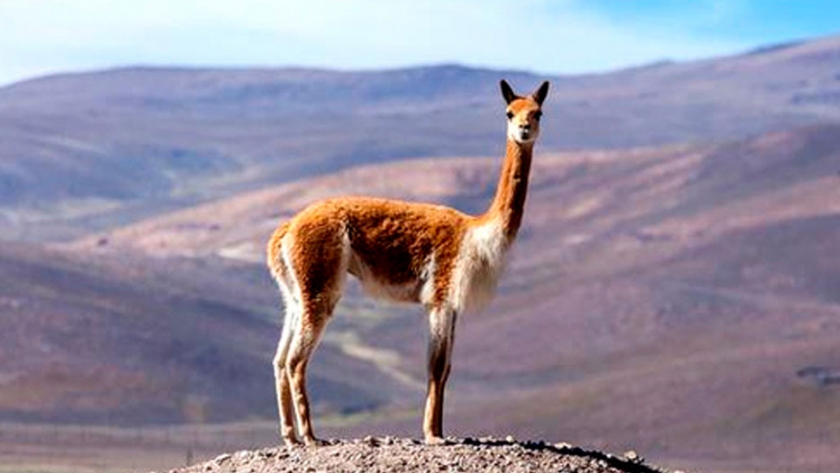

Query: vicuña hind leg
[[423, 306, 457, 444], [286, 302, 332, 446], [273, 310, 300, 446], [279, 221, 348, 446]]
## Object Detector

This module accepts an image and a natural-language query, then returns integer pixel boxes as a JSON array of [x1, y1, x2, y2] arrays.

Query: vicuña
[[267, 79, 550, 446]]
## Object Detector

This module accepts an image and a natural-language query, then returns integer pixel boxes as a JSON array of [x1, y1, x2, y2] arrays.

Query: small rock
[[623, 450, 644, 463], [234, 450, 252, 462], [505, 435, 516, 443], [554, 442, 572, 450], [214, 453, 231, 464]]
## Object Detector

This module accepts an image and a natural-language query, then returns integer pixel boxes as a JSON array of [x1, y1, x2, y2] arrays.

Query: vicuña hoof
[[425, 436, 450, 446], [304, 437, 328, 447], [282, 435, 302, 447]]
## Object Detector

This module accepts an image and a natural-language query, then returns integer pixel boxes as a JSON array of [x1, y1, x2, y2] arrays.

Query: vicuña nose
[[520, 123, 531, 131]]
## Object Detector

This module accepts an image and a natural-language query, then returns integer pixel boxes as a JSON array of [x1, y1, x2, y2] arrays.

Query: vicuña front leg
[[424, 307, 457, 444]]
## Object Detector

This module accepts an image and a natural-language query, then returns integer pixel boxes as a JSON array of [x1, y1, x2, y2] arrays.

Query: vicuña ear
[[531, 81, 550, 106], [500, 79, 517, 104]]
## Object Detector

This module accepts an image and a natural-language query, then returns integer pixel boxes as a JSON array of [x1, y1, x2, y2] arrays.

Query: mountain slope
[[0, 243, 411, 424], [4, 34, 840, 473], [74, 122, 840, 471], [2, 35, 840, 239]]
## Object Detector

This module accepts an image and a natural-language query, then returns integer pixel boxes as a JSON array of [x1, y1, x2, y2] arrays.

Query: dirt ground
[[165, 436, 674, 473]]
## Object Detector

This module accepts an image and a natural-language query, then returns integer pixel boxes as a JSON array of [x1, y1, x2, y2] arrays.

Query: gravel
[[161, 437, 676, 473]]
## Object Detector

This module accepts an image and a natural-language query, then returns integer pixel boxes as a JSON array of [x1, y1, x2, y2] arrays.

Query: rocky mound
[[165, 437, 676, 473]]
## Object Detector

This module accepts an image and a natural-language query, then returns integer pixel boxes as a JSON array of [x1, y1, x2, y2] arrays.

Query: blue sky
[[0, 0, 838, 86]]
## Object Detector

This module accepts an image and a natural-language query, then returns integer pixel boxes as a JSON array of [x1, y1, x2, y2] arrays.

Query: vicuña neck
[[482, 138, 533, 242]]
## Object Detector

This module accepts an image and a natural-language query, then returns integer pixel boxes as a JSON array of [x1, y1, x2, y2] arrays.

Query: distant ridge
[[1, 34, 840, 241], [743, 39, 807, 56]]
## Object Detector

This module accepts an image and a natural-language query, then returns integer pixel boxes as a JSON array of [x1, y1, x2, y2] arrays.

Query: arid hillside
[[0, 242, 411, 426], [171, 437, 666, 473], [60, 123, 840, 472], [2, 35, 840, 240], [2, 34, 840, 473]]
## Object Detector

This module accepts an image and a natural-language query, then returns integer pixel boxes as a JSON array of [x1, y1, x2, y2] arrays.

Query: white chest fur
[[449, 220, 508, 313]]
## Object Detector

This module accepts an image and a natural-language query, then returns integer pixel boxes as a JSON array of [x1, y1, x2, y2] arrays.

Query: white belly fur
[[346, 221, 507, 312], [349, 251, 433, 304]]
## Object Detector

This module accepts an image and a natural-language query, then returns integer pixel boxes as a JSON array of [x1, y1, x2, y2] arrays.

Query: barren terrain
[[1, 34, 840, 473], [2, 35, 840, 239], [56, 124, 840, 472], [170, 437, 666, 473]]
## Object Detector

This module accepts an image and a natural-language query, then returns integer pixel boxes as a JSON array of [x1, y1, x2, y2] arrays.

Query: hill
[[66, 123, 840, 472], [170, 437, 665, 473], [0, 243, 411, 425], [3, 34, 840, 473], [2, 35, 840, 240]]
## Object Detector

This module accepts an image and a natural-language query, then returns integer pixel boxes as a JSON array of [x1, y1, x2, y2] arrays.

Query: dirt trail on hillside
[[163, 437, 675, 473]]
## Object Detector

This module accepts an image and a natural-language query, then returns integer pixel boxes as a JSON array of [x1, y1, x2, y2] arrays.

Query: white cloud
[[0, 0, 753, 86]]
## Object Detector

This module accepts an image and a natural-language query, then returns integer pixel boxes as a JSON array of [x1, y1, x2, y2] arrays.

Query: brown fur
[[266, 79, 549, 446]]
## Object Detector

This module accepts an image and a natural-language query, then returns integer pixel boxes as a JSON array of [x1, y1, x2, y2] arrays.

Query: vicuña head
[[266, 79, 550, 447], [502, 79, 549, 144]]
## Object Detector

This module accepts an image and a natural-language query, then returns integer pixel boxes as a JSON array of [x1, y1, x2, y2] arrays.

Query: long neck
[[483, 138, 534, 242]]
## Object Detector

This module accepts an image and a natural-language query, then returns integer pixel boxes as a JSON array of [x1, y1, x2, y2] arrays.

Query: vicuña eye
[[506, 111, 514, 120], [534, 111, 543, 120]]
